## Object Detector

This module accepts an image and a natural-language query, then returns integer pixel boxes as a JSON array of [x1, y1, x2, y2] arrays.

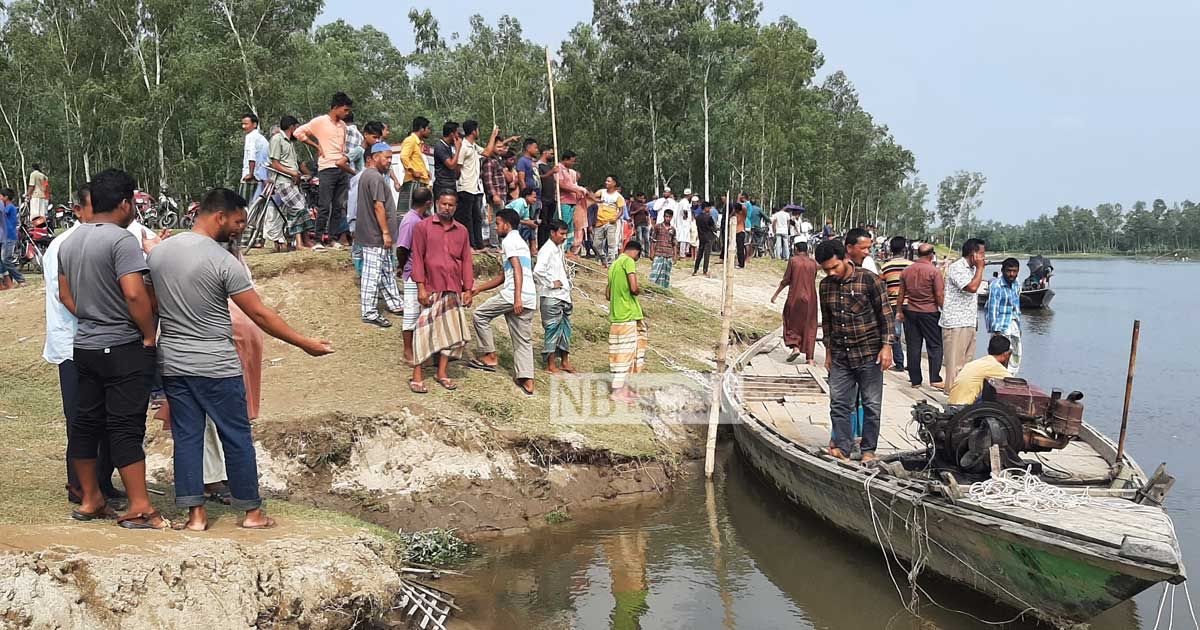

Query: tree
[[936, 171, 986, 247]]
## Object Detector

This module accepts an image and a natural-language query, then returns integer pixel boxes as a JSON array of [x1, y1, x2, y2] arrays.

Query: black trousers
[[60, 360, 116, 493], [455, 192, 484, 250], [316, 168, 350, 239], [735, 232, 748, 267], [694, 239, 713, 274], [68, 342, 155, 468], [903, 309, 944, 386], [537, 199, 557, 248]]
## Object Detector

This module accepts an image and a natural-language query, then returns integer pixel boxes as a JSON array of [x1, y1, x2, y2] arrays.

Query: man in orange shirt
[[295, 92, 354, 250]]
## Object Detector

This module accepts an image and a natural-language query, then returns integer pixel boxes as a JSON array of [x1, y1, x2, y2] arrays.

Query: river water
[[450, 259, 1198, 629]]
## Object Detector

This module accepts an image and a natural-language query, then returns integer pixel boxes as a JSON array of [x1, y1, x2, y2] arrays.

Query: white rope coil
[[967, 468, 1091, 512]]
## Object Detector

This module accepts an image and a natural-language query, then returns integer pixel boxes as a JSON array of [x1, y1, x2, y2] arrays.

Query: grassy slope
[[0, 249, 779, 526]]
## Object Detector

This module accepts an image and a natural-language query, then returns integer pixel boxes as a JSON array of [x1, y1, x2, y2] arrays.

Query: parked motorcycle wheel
[[180, 214, 195, 229], [159, 210, 178, 229]]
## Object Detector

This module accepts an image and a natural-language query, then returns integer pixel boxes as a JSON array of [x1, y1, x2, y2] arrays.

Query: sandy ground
[[669, 256, 788, 316]]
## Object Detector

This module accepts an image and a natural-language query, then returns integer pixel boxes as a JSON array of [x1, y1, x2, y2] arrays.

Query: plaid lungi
[[412, 291, 472, 365], [608, 320, 648, 390], [398, 181, 421, 214], [275, 177, 312, 236], [539, 296, 573, 358], [649, 255, 673, 288]]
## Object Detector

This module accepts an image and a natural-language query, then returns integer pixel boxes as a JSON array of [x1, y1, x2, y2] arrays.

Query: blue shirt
[[985, 276, 1021, 334], [744, 202, 760, 229], [1, 202, 18, 242], [516, 156, 539, 197]]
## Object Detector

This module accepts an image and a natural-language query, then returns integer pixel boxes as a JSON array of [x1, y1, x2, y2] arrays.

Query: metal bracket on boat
[[1134, 463, 1175, 507], [937, 472, 964, 502]]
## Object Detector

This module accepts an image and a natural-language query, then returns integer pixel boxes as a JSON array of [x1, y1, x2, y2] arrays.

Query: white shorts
[[402, 279, 420, 331], [29, 198, 48, 219]]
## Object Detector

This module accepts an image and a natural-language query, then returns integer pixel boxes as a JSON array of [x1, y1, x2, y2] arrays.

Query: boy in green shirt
[[606, 241, 647, 402]]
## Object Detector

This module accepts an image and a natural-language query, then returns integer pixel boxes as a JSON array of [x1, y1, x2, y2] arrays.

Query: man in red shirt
[[409, 191, 475, 393]]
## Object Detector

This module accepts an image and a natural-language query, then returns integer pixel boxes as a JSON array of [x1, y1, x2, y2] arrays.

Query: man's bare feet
[[174, 506, 208, 531], [560, 362, 576, 374], [546, 363, 560, 374], [828, 447, 849, 460], [240, 508, 276, 529], [861, 452, 878, 465]]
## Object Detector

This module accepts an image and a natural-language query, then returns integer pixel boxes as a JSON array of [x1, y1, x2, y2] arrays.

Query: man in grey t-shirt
[[355, 142, 403, 327], [149, 187, 333, 532], [57, 168, 163, 529]]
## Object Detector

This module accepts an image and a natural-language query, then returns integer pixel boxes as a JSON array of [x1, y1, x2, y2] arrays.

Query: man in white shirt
[[42, 184, 122, 503], [770, 207, 791, 259], [469, 207, 537, 395], [799, 216, 813, 242], [845, 227, 880, 274], [940, 238, 988, 390], [534, 219, 574, 374], [240, 113, 270, 207], [655, 188, 675, 224]]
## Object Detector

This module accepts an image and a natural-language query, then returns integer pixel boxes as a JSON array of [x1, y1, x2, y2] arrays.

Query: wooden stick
[[544, 47, 561, 215], [705, 192, 735, 478], [1114, 320, 1141, 467]]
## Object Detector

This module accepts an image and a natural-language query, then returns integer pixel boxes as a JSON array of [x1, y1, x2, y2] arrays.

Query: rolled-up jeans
[[827, 356, 883, 455], [165, 374, 261, 511]]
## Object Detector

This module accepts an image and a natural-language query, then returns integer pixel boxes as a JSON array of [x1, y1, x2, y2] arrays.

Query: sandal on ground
[[362, 316, 392, 328], [117, 511, 169, 530], [786, 350, 802, 363], [466, 358, 497, 372], [171, 520, 209, 531], [435, 377, 458, 391], [71, 505, 117, 521], [240, 516, 277, 530], [515, 379, 535, 397], [408, 380, 428, 394]]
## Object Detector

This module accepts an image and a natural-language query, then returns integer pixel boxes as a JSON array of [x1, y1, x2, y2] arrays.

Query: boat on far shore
[[978, 254, 1056, 309]]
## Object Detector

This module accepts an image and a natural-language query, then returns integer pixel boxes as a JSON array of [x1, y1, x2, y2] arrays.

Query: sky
[[318, 1, 1200, 223]]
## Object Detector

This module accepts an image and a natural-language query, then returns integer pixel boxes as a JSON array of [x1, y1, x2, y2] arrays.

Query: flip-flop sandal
[[786, 350, 801, 363], [435, 377, 458, 391], [515, 380, 535, 397], [171, 520, 209, 531], [71, 505, 117, 521], [117, 511, 169, 530], [408, 380, 428, 394], [240, 516, 277, 530], [466, 359, 497, 372]]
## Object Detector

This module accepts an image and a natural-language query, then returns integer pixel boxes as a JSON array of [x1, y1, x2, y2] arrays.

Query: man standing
[[770, 206, 791, 259], [693, 200, 717, 277], [295, 92, 354, 249], [536, 148, 560, 249], [433, 121, 462, 201], [469, 208, 537, 396], [648, 209, 676, 288], [149, 187, 333, 531], [593, 176, 625, 266], [343, 113, 365, 172], [941, 238, 987, 390], [815, 239, 893, 463], [396, 187, 433, 385], [268, 115, 313, 251], [896, 243, 945, 389], [44, 184, 122, 503], [555, 151, 588, 256], [410, 192, 475, 392], [845, 227, 880, 274], [535, 219, 574, 374], [399, 116, 433, 213], [481, 143, 509, 251], [627, 192, 650, 250], [456, 121, 496, 251], [57, 169, 163, 528], [355, 143, 403, 328], [607, 241, 647, 403], [515, 139, 541, 204], [948, 336, 1014, 404], [239, 113, 270, 207], [878, 236, 912, 372], [26, 163, 50, 220], [771, 242, 819, 364], [985, 257, 1023, 376], [0, 189, 23, 288]]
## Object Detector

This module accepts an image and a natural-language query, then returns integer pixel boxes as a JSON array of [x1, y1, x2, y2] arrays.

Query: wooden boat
[[724, 330, 1184, 626], [978, 283, 1055, 309]]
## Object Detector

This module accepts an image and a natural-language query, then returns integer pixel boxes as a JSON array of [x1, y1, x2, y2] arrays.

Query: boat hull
[[731, 416, 1163, 624], [976, 287, 1055, 309]]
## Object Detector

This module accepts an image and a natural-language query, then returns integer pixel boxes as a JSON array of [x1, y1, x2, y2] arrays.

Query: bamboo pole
[[544, 47, 561, 215], [1114, 320, 1141, 467], [705, 192, 735, 478]]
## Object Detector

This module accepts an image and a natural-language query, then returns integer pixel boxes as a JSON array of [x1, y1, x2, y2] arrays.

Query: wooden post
[[705, 192, 735, 478], [1114, 320, 1141, 467], [544, 47, 561, 215]]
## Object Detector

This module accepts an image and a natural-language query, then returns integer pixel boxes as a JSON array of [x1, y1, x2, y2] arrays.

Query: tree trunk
[[703, 63, 711, 201], [217, 0, 258, 113], [650, 100, 660, 196]]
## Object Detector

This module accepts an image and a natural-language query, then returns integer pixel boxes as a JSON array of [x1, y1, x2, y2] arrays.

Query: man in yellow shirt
[[398, 116, 433, 213], [948, 335, 1014, 404]]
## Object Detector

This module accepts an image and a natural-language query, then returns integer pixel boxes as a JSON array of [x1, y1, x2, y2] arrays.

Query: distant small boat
[[978, 255, 1055, 310]]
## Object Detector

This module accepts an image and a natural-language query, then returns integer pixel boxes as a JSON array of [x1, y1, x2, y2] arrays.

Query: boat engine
[[911, 378, 1084, 478]]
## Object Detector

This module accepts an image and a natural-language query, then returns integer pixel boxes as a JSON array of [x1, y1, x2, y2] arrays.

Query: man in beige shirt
[[948, 335, 1013, 405], [26, 164, 49, 219], [294, 91, 354, 248]]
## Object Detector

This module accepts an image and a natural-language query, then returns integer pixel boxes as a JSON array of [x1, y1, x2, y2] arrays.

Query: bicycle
[[239, 168, 286, 250]]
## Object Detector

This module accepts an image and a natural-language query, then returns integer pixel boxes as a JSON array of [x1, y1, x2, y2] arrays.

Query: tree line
[[0, 0, 921, 233], [968, 200, 1200, 255]]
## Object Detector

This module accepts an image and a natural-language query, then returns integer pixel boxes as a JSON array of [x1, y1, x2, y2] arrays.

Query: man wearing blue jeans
[[815, 239, 894, 464], [149, 187, 333, 531], [0, 189, 24, 287]]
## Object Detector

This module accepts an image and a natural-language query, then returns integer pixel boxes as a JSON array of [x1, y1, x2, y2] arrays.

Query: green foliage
[[967, 199, 1200, 255], [398, 528, 476, 567], [544, 508, 571, 525], [0, 0, 917, 234]]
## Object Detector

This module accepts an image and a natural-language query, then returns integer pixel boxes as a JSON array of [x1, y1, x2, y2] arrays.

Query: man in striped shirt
[[878, 236, 912, 373], [985, 257, 1022, 376]]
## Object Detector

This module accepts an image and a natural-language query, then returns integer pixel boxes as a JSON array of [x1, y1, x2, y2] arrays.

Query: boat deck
[[738, 336, 1113, 483]]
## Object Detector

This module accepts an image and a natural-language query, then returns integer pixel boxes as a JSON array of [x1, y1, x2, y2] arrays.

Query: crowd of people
[[770, 229, 1025, 463]]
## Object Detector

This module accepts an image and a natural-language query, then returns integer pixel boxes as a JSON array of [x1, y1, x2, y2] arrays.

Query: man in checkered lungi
[[268, 116, 315, 250], [648, 209, 677, 288], [355, 142, 403, 327]]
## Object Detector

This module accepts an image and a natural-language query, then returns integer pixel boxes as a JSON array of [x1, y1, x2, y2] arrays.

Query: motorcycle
[[179, 200, 200, 229], [156, 186, 182, 228], [52, 203, 76, 230], [133, 189, 158, 228], [16, 216, 55, 272]]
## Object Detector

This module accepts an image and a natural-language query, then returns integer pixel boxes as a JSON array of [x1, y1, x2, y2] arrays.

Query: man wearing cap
[[356, 142, 404, 327]]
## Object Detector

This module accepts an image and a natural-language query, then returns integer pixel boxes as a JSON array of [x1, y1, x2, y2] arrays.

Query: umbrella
[[783, 203, 806, 214]]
